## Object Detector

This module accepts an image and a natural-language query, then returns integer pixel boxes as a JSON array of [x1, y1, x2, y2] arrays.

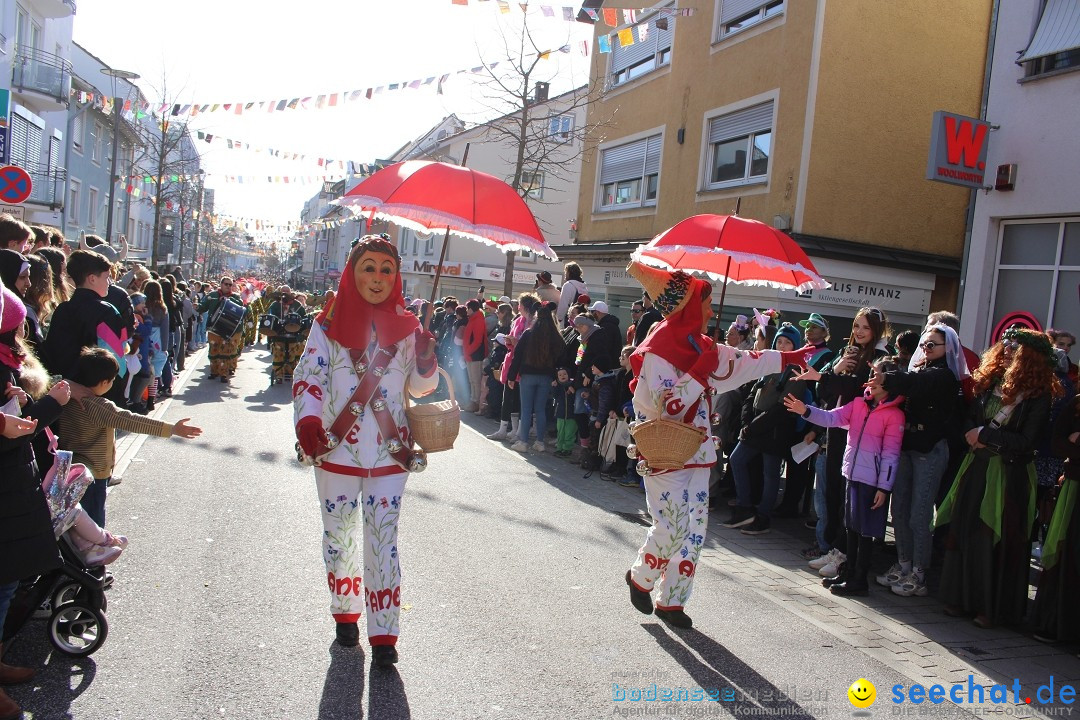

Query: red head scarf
[[316, 237, 419, 350], [630, 275, 714, 377]]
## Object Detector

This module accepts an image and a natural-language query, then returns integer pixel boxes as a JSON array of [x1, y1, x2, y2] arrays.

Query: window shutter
[[721, 0, 767, 25], [654, 14, 675, 50], [9, 115, 29, 169], [708, 102, 773, 144], [49, 134, 60, 171], [73, 113, 85, 150], [643, 134, 662, 175], [611, 25, 656, 73], [599, 138, 647, 184]]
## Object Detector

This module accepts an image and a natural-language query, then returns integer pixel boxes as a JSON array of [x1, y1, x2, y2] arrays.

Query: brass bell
[[408, 452, 427, 473], [712, 435, 722, 450], [372, 398, 387, 412], [705, 386, 717, 396], [710, 412, 722, 425], [626, 444, 638, 459], [324, 433, 340, 450], [355, 360, 368, 374], [373, 365, 386, 377], [349, 402, 363, 415], [387, 438, 403, 454], [636, 460, 651, 476]]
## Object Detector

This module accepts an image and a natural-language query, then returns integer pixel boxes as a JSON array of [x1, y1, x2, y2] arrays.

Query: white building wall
[[960, 1, 1080, 349]]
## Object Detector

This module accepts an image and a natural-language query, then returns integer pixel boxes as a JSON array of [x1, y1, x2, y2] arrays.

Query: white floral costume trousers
[[629, 467, 710, 610], [315, 467, 407, 647]]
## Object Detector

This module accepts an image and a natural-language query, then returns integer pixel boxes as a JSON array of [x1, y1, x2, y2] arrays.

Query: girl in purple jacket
[[785, 358, 905, 596]]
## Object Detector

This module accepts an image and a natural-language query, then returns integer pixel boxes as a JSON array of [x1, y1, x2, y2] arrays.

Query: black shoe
[[830, 580, 869, 597], [102, 572, 115, 590], [208, 374, 218, 380], [335, 622, 360, 647], [655, 607, 693, 629], [740, 516, 771, 535], [372, 645, 398, 667], [821, 562, 847, 588], [625, 570, 653, 615], [221, 376, 228, 384], [721, 506, 755, 529]]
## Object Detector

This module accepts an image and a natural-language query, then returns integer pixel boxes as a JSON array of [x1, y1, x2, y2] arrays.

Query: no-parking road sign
[[0, 165, 32, 205]]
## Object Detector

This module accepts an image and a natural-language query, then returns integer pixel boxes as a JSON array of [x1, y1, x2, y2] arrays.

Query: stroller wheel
[[49, 604, 108, 657], [52, 581, 83, 610]]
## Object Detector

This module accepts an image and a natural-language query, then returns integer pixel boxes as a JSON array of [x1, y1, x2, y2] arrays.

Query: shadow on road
[[317, 642, 366, 719], [368, 664, 410, 719], [6, 638, 97, 720], [644, 624, 819, 718]]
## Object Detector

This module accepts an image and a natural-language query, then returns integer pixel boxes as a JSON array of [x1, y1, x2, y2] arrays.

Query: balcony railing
[[11, 162, 67, 209], [11, 47, 73, 106]]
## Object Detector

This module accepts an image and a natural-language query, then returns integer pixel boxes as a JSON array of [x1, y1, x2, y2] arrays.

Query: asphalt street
[[6, 344, 970, 720]]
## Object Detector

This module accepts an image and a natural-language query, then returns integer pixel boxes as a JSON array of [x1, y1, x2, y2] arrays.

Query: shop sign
[[408, 260, 476, 278], [783, 277, 930, 315], [926, 110, 992, 190], [476, 266, 538, 285], [602, 267, 641, 288]]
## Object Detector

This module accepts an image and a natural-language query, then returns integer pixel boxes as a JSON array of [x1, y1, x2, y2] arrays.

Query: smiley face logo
[[848, 678, 876, 709]]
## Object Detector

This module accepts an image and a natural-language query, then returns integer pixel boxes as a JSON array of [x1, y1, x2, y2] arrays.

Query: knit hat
[[799, 312, 829, 331], [0, 285, 26, 334], [572, 315, 597, 331], [626, 262, 696, 317], [772, 322, 802, 350], [130, 292, 147, 307]]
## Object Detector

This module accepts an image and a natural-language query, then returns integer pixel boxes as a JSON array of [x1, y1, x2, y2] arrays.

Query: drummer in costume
[[266, 286, 307, 384], [293, 234, 438, 667], [624, 263, 813, 628], [242, 281, 266, 348], [198, 277, 245, 383]]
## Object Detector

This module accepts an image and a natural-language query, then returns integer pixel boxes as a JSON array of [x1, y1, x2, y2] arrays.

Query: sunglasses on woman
[[919, 340, 943, 351]]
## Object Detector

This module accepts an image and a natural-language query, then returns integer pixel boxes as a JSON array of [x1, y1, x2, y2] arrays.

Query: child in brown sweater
[[57, 348, 201, 528]]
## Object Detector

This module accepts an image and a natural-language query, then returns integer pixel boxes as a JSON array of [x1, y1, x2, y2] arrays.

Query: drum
[[259, 314, 282, 336], [282, 313, 306, 334], [209, 298, 246, 338]]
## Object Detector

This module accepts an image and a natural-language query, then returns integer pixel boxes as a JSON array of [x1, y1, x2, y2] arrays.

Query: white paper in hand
[[790, 441, 820, 464]]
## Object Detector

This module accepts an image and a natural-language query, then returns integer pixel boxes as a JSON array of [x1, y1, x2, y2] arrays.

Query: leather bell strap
[[324, 344, 399, 447]]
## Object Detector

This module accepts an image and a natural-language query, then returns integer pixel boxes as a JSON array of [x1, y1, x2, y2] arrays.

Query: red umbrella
[[335, 160, 557, 260], [630, 213, 829, 317]]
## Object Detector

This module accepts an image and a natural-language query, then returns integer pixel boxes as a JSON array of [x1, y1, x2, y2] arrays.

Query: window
[[421, 231, 435, 256], [991, 220, 1080, 346], [718, 0, 784, 38], [8, 112, 43, 169], [521, 170, 545, 199], [610, 5, 675, 87], [705, 101, 773, 189], [68, 179, 81, 226], [548, 115, 574, 142], [72, 113, 85, 154], [128, 218, 135, 244], [598, 133, 662, 211], [91, 121, 102, 164], [1017, 0, 1080, 79], [87, 187, 98, 227], [518, 248, 535, 260]]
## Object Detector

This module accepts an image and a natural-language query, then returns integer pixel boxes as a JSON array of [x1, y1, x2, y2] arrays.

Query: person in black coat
[[0, 285, 70, 713]]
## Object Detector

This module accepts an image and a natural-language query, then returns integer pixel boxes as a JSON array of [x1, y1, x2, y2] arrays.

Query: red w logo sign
[[926, 111, 992, 190]]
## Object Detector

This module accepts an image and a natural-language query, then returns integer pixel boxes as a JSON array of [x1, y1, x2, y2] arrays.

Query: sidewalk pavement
[[465, 412, 1080, 719]]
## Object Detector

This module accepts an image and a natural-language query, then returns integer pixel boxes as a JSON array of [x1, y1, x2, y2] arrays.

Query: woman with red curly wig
[[936, 328, 1063, 628]]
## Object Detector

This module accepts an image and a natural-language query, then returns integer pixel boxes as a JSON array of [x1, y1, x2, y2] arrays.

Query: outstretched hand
[[172, 418, 203, 439], [782, 393, 808, 416], [794, 367, 821, 383]]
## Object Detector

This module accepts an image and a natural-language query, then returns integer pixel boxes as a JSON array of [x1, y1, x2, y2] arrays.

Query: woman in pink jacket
[[785, 357, 905, 596]]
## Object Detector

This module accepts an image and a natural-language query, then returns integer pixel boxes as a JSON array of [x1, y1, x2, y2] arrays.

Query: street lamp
[[101, 67, 140, 245]]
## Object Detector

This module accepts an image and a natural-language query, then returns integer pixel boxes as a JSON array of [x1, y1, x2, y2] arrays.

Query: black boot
[[372, 645, 398, 667], [625, 570, 653, 615], [832, 533, 872, 596], [821, 561, 848, 588], [655, 607, 693, 629], [335, 622, 359, 647]]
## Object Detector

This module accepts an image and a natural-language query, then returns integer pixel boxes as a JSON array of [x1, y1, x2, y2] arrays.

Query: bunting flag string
[[72, 44, 586, 121], [194, 130, 355, 169], [591, 6, 695, 54]]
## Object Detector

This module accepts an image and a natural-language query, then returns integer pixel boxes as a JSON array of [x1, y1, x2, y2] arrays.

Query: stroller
[[1, 447, 109, 658]]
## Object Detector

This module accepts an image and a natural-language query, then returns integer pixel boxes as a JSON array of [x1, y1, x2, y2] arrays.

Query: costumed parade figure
[[624, 263, 812, 628], [242, 281, 266, 347], [198, 277, 245, 384], [266, 286, 309, 385], [293, 234, 438, 667]]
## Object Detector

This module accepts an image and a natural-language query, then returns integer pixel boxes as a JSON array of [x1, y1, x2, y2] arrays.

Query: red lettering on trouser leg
[[377, 589, 393, 611], [393, 587, 401, 607], [336, 577, 353, 597], [327, 572, 335, 592], [679, 560, 696, 577]]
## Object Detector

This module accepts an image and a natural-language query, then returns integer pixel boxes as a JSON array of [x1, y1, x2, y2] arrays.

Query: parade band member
[[267, 286, 307, 384], [293, 234, 438, 667], [198, 277, 244, 384], [624, 264, 812, 628]]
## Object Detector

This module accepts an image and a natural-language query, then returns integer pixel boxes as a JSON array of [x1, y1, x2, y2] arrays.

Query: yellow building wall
[[577, 0, 820, 244], [799, 0, 991, 256]]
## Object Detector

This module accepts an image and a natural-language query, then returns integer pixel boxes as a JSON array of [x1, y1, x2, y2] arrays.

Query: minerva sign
[[926, 110, 992, 190]]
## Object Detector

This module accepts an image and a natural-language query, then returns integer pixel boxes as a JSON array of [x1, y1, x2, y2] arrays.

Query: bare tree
[[460, 19, 614, 296]]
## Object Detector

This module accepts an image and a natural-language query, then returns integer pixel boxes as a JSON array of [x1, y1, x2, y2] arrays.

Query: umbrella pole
[[713, 256, 732, 341], [423, 143, 471, 332]]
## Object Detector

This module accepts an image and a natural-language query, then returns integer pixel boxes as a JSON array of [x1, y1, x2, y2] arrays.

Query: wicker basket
[[405, 368, 460, 453], [630, 418, 705, 470]]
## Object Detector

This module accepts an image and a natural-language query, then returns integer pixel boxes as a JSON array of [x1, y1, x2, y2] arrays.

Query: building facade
[[959, 0, 1080, 349], [0, 0, 74, 227], [570, 0, 992, 334]]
